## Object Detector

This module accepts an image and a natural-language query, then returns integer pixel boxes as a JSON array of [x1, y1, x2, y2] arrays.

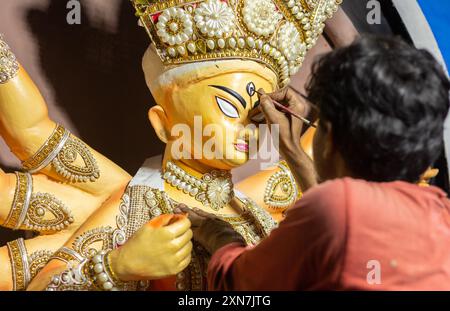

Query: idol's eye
[[216, 96, 240, 118]]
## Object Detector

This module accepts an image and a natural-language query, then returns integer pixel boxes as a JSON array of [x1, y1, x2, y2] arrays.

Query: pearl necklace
[[162, 161, 234, 211]]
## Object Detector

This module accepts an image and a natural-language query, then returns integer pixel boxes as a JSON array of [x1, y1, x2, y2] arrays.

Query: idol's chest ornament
[[162, 161, 234, 211]]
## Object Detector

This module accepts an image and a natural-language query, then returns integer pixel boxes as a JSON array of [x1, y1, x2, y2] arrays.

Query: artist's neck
[[162, 147, 231, 178]]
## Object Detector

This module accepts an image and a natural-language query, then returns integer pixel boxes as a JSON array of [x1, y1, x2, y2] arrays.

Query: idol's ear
[[148, 105, 169, 143]]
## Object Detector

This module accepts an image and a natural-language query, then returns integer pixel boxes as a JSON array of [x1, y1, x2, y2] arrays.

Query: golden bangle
[[3, 172, 32, 229], [21, 124, 100, 183], [0, 34, 19, 84], [51, 247, 85, 264], [6, 238, 31, 291], [22, 124, 70, 173], [105, 250, 122, 284], [3, 172, 74, 233]]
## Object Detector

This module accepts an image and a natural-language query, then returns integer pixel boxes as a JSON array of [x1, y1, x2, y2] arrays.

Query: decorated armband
[[264, 161, 301, 210], [2, 172, 74, 234], [22, 124, 100, 183], [7, 238, 53, 290], [0, 34, 19, 84]]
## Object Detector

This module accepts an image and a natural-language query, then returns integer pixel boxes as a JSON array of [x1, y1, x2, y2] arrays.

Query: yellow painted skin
[[0, 66, 131, 290]]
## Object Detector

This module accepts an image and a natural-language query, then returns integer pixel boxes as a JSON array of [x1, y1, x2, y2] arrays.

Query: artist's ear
[[148, 106, 169, 143]]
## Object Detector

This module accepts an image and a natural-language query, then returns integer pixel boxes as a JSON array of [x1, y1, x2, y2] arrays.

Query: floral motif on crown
[[131, 0, 342, 87]]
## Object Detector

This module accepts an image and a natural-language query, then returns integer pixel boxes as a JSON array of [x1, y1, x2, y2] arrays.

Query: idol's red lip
[[234, 142, 249, 152]]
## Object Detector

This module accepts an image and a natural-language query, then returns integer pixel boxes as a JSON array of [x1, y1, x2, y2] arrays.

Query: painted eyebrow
[[209, 85, 246, 109]]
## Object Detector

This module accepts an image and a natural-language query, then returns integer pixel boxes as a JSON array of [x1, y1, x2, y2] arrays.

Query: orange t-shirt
[[208, 178, 450, 290]]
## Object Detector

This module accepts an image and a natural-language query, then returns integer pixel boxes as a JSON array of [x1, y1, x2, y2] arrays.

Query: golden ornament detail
[[3, 172, 32, 230], [28, 250, 53, 279], [22, 125, 69, 173], [3, 172, 74, 234], [7, 238, 31, 291], [125, 183, 277, 290], [22, 124, 100, 183], [24, 193, 74, 234], [0, 34, 19, 83], [162, 161, 234, 211], [264, 161, 301, 209], [51, 247, 85, 264], [72, 227, 115, 258], [52, 135, 101, 183], [130, 0, 342, 87]]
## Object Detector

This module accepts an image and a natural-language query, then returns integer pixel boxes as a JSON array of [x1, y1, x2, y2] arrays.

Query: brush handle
[[257, 91, 316, 128]]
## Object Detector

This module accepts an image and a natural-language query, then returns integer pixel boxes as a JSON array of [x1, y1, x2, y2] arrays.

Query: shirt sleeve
[[207, 179, 349, 291]]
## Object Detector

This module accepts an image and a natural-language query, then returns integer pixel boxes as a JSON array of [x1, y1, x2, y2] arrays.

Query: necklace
[[162, 161, 234, 211]]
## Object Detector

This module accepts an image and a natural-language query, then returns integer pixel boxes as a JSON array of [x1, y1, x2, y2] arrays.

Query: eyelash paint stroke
[[216, 96, 240, 118], [209, 85, 247, 109]]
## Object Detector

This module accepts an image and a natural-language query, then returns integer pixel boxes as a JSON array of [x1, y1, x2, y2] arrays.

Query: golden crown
[[131, 0, 342, 87]]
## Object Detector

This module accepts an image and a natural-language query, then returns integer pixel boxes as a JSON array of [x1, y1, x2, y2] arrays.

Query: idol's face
[[163, 71, 276, 170]]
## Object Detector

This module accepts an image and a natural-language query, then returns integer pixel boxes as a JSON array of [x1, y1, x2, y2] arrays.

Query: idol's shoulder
[[236, 161, 301, 221]]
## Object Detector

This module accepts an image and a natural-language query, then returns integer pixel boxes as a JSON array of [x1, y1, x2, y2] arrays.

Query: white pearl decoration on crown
[[194, 0, 236, 38], [156, 7, 194, 46], [277, 22, 306, 77], [242, 0, 283, 38]]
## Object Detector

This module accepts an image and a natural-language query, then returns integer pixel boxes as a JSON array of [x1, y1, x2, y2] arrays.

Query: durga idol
[[0, 0, 342, 291]]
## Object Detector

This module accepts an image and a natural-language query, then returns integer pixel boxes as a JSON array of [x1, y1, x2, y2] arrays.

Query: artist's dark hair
[[307, 35, 450, 182]]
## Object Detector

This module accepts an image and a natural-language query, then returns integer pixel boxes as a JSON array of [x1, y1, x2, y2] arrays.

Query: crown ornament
[[131, 0, 342, 87]]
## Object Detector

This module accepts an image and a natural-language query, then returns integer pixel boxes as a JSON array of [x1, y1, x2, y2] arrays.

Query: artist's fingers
[[176, 205, 218, 228], [267, 87, 289, 103], [248, 105, 265, 123], [258, 89, 285, 125]]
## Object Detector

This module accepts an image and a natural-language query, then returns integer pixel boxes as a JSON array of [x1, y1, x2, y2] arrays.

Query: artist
[[178, 35, 450, 290]]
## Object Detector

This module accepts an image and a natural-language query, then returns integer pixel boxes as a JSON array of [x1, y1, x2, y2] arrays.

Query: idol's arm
[[0, 168, 108, 235], [0, 232, 73, 291], [0, 37, 131, 197], [27, 187, 192, 291], [0, 167, 117, 291]]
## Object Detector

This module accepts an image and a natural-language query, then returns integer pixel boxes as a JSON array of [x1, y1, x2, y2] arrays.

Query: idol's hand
[[109, 214, 193, 281], [258, 88, 318, 192], [175, 205, 246, 255]]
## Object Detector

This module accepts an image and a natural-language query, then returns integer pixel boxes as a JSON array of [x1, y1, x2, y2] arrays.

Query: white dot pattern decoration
[[156, 7, 194, 46], [242, 0, 283, 38], [131, 0, 343, 88], [194, 0, 236, 38], [277, 22, 306, 62]]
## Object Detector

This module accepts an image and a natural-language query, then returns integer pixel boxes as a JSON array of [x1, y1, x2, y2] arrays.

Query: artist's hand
[[109, 214, 193, 281], [257, 88, 309, 158], [258, 88, 318, 191], [174, 204, 246, 255]]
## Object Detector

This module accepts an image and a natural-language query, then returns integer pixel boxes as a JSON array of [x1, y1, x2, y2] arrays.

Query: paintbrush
[[255, 90, 317, 128]]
